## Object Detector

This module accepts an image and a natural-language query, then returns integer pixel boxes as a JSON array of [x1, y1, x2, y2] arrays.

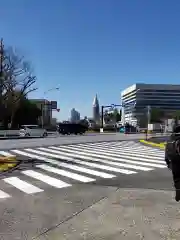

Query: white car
[[19, 125, 48, 138]]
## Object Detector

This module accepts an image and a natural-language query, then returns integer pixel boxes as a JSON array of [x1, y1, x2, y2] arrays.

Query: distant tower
[[93, 94, 100, 124]]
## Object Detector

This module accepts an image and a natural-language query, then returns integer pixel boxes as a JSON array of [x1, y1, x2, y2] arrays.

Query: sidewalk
[[37, 188, 179, 240]]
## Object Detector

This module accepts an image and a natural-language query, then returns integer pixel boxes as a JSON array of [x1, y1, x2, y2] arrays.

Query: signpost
[[51, 101, 57, 110]]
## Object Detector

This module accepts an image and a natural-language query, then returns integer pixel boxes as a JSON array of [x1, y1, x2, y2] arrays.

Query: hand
[[167, 163, 172, 169]]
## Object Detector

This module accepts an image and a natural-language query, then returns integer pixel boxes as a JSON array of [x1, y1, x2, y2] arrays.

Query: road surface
[[0, 133, 148, 150], [0, 140, 173, 239]]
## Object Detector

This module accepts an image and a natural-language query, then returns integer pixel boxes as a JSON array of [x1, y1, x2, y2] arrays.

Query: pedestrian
[[165, 125, 180, 201]]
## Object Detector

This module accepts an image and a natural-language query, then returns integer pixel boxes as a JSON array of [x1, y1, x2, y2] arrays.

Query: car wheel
[[43, 132, 48, 137], [25, 133, 30, 137]]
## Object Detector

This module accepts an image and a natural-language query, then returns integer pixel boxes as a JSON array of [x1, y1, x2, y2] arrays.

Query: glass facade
[[121, 83, 180, 125]]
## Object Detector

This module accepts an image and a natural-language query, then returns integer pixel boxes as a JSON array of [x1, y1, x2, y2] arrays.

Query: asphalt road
[[149, 136, 168, 143], [0, 140, 172, 240], [0, 133, 147, 150]]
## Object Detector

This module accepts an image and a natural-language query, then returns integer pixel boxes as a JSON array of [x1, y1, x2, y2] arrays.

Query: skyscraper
[[92, 94, 100, 124], [70, 108, 80, 122]]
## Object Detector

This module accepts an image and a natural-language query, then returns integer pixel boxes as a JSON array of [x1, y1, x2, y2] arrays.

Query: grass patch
[[0, 156, 18, 172], [140, 139, 166, 149]]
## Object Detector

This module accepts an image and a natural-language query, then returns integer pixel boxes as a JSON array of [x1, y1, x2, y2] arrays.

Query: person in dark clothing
[[165, 125, 180, 201]]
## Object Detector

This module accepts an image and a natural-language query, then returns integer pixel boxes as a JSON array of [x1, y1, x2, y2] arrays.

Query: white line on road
[[31, 148, 136, 174], [3, 177, 44, 194], [22, 170, 71, 188], [50, 146, 166, 167], [63, 145, 165, 160], [69, 143, 164, 154], [72, 145, 164, 158], [0, 190, 11, 199], [43, 147, 152, 171], [36, 164, 95, 183], [43, 161, 115, 178], [11, 149, 115, 178]]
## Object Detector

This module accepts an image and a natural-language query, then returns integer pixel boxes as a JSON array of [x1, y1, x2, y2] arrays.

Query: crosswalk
[[0, 141, 165, 200]]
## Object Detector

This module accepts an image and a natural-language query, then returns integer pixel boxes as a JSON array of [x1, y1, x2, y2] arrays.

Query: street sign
[[51, 101, 57, 109], [111, 104, 115, 109]]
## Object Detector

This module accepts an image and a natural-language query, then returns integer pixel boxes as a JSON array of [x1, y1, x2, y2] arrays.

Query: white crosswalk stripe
[[36, 164, 95, 183], [0, 141, 166, 200], [3, 177, 44, 194], [0, 190, 11, 199], [22, 170, 71, 188]]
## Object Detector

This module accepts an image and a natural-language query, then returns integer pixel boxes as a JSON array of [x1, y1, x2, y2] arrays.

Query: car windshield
[[24, 125, 40, 129]]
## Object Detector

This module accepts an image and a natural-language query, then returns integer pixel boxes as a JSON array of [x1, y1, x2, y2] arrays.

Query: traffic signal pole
[[100, 104, 122, 132]]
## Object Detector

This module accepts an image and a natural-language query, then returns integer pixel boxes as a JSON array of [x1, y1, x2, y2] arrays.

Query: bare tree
[[0, 39, 37, 127]]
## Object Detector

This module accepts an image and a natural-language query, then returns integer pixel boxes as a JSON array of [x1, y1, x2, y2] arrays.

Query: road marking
[[0, 190, 11, 199], [33, 148, 136, 174], [44, 161, 115, 178], [91, 141, 164, 150], [11, 149, 73, 161], [36, 164, 95, 183], [12, 149, 116, 178], [69, 145, 164, 159], [74, 144, 164, 156], [76, 141, 135, 148], [66, 142, 164, 154], [83, 144, 164, 154], [22, 170, 71, 188], [3, 177, 44, 194], [43, 147, 152, 171], [11, 149, 115, 178], [48, 147, 166, 168], [0, 151, 16, 157], [24, 148, 74, 161], [63, 145, 165, 159], [103, 145, 164, 152], [51, 146, 166, 166], [11, 149, 47, 159]]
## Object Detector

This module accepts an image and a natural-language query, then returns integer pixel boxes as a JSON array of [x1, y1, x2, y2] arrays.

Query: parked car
[[19, 125, 48, 138]]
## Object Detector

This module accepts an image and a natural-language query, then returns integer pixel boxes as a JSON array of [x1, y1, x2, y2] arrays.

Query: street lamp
[[41, 87, 60, 128]]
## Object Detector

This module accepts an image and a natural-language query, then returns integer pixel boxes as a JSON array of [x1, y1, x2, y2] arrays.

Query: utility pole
[[146, 105, 151, 140], [101, 105, 104, 132]]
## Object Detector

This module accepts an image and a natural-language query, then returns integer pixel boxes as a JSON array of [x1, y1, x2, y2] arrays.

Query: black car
[[58, 123, 88, 135], [165, 125, 180, 168]]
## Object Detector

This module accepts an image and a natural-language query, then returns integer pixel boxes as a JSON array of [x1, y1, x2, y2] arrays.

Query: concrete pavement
[[0, 139, 175, 240], [0, 167, 175, 240], [0, 184, 117, 240], [37, 188, 179, 240]]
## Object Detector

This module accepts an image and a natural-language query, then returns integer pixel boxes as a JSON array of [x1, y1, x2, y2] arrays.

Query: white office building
[[121, 83, 180, 126]]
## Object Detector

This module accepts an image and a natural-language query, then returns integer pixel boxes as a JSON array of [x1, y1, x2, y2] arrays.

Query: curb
[[139, 139, 166, 149], [0, 156, 18, 172]]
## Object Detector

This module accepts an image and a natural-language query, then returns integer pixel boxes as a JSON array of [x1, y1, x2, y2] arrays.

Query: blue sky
[[1, 0, 180, 120]]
